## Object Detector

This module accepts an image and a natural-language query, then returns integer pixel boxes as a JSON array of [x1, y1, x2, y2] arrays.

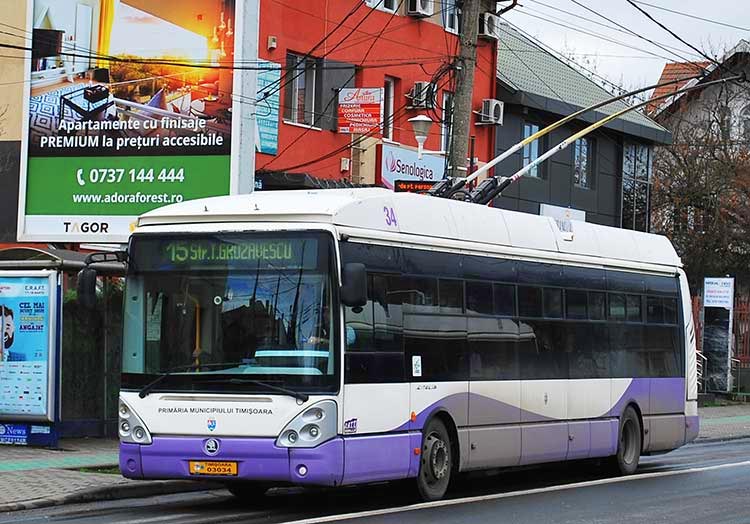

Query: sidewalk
[[0, 439, 218, 513], [698, 404, 750, 442]]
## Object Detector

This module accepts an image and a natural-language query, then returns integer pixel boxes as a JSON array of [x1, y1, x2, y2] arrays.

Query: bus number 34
[[384, 206, 398, 227]]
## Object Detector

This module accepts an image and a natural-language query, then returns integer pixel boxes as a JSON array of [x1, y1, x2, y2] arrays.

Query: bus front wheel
[[610, 406, 642, 475], [416, 418, 453, 501]]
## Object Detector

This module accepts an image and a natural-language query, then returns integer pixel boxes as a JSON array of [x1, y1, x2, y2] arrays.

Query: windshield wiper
[[199, 377, 309, 403], [138, 362, 249, 398]]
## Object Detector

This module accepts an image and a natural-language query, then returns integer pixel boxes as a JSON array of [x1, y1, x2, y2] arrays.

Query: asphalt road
[[2, 439, 750, 524]]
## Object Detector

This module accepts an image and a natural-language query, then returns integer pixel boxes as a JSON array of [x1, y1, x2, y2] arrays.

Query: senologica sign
[[18, 1, 258, 242], [378, 143, 446, 190]]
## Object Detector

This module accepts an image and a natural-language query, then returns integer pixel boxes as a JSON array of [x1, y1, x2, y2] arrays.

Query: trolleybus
[[98, 188, 698, 501]]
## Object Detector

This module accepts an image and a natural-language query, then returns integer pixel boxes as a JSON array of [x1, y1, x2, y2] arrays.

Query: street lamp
[[408, 115, 433, 160]]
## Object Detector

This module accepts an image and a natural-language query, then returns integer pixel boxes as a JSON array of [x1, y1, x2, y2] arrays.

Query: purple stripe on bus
[[139, 436, 290, 482], [289, 439, 344, 486], [609, 378, 650, 417], [394, 392, 553, 433], [341, 433, 412, 485], [589, 418, 618, 458], [650, 377, 687, 414], [120, 442, 143, 479], [468, 393, 524, 425], [520, 422, 569, 465], [133, 437, 348, 486]]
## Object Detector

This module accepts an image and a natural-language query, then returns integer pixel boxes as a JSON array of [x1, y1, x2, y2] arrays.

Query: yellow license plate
[[189, 461, 238, 476]]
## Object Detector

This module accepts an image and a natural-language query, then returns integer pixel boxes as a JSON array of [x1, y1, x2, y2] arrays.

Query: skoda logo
[[204, 438, 220, 456]]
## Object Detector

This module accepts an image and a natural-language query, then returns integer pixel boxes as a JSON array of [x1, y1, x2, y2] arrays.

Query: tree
[[651, 79, 750, 291]]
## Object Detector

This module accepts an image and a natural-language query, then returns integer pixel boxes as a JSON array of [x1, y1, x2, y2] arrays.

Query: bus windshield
[[121, 232, 338, 395]]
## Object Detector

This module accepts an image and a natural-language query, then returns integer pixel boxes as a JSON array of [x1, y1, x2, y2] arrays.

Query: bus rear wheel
[[416, 418, 453, 501], [610, 406, 642, 475]]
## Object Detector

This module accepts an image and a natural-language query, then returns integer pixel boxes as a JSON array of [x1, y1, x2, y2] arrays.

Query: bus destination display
[[132, 235, 320, 271]]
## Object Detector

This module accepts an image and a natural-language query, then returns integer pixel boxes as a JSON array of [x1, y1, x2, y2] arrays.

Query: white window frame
[[522, 122, 540, 178], [442, 91, 454, 153], [444, 0, 460, 34], [382, 77, 396, 141], [365, 0, 397, 13], [286, 53, 317, 126]]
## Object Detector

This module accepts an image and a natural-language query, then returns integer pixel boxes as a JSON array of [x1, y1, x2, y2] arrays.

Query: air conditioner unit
[[410, 81, 436, 109], [480, 99, 504, 125], [478, 12, 500, 40], [407, 0, 434, 18]]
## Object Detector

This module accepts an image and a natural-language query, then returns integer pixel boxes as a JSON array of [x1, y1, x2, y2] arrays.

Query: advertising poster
[[21, 0, 240, 242], [377, 142, 445, 190], [703, 277, 735, 392], [0, 275, 52, 420], [338, 88, 382, 134], [255, 60, 281, 155]]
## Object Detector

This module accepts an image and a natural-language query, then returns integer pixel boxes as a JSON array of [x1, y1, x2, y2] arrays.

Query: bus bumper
[[120, 436, 345, 487]]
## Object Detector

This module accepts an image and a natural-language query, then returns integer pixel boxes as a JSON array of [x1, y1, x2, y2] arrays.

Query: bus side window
[[344, 275, 374, 351], [373, 274, 403, 352]]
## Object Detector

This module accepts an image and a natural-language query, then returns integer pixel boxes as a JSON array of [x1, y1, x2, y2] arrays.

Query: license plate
[[189, 461, 238, 476]]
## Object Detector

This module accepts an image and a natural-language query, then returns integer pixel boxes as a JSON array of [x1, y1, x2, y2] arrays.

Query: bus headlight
[[276, 400, 336, 448], [119, 398, 152, 445]]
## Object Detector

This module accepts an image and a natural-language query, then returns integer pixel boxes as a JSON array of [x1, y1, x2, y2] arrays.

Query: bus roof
[[137, 188, 681, 270]]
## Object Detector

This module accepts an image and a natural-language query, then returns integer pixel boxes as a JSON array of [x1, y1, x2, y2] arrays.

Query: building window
[[573, 137, 592, 188], [622, 143, 652, 232], [522, 122, 540, 178], [442, 91, 454, 153], [285, 53, 318, 126], [443, 0, 461, 34], [365, 0, 397, 12], [383, 77, 395, 140]]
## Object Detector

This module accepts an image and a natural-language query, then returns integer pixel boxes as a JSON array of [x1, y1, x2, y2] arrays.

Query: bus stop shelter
[[0, 247, 126, 445]]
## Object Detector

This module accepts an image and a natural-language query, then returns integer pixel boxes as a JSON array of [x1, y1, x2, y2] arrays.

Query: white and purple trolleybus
[[111, 188, 698, 501]]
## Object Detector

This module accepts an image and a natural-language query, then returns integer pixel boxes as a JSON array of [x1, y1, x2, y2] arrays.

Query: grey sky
[[501, 0, 750, 90]]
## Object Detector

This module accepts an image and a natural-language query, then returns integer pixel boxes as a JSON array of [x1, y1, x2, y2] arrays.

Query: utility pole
[[447, 0, 482, 180]]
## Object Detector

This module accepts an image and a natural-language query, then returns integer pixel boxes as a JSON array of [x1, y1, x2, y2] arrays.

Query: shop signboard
[[703, 277, 735, 392], [377, 142, 445, 190], [256, 60, 281, 155], [338, 88, 382, 134]]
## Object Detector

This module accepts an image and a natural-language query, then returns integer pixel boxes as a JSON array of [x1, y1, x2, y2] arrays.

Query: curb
[[0, 479, 223, 513], [695, 434, 750, 444]]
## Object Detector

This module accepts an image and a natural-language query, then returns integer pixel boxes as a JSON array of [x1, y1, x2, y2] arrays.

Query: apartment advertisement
[[20, 0, 242, 242]]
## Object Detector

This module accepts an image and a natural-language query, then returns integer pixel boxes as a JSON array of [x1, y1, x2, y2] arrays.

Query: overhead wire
[[261, 0, 409, 171], [630, 0, 750, 33], [525, 0, 701, 61]]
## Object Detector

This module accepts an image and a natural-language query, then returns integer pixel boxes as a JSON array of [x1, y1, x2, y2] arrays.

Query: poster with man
[[0, 276, 52, 419]]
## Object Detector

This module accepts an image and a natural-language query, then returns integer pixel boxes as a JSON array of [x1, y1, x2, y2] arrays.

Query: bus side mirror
[[341, 263, 367, 308], [77, 268, 97, 310]]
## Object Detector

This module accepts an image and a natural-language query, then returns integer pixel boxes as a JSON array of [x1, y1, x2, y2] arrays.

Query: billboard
[[0, 271, 57, 422], [338, 88, 382, 134], [19, 0, 244, 242], [377, 142, 445, 190]]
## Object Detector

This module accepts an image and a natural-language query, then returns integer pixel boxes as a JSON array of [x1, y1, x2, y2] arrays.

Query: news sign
[[338, 88, 383, 134]]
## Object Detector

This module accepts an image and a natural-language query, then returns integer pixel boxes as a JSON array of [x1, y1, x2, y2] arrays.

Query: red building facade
[[256, 0, 500, 184]]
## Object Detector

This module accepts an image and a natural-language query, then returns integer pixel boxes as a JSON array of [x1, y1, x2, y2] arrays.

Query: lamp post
[[408, 115, 434, 160]]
